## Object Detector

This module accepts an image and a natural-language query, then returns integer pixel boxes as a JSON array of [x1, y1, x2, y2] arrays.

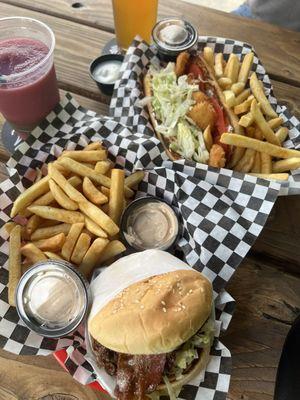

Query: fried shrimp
[[192, 91, 209, 103], [188, 101, 217, 131], [175, 51, 190, 76], [208, 144, 226, 168]]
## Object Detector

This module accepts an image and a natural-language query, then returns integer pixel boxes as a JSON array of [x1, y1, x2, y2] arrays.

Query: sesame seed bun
[[88, 269, 213, 355]]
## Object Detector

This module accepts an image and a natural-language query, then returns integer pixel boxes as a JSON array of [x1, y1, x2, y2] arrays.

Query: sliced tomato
[[210, 97, 229, 153], [187, 63, 205, 91]]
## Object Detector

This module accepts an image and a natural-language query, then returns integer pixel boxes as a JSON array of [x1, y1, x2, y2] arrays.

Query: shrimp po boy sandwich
[[144, 51, 243, 168]]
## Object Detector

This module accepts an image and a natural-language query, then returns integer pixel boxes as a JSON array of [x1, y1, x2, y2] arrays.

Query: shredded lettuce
[[171, 318, 215, 381], [149, 63, 209, 163]]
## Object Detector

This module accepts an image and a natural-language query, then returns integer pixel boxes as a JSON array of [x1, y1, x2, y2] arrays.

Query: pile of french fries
[[5, 141, 144, 306], [203, 47, 300, 180]]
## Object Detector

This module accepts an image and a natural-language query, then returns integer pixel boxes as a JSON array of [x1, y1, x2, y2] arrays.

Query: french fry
[[125, 171, 145, 188], [8, 225, 22, 306], [225, 54, 240, 84], [203, 46, 214, 68], [48, 164, 86, 203], [273, 158, 300, 173], [58, 157, 134, 198], [239, 112, 254, 128], [71, 232, 91, 265], [44, 251, 64, 261], [101, 186, 110, 198], [4, 221, 17, 235], [203, 125, 213, 151], [40, 219, 61, 228], [33, 232, 66, 252], [254, 127, 263, 140], [79, 238, 109, 277], [250, 100, 280, 145], [97, 240, 126, 264], [223, 90, 236, 108], [49, 179, 78, 211], [231, 82, 245, 96], [220, 133, 300, 159], [95, 160, 112, 175], [109, 169, 125, 225], [249, 173, 289, 181], [214, 53, 224, 78], [28, 205, 84, 224], [60, 150, 107, 163], [234, 95, 254, 115], [26, 214, 42, 236], [78, 200, 119, 236], [31, 175, 82, 207], [238, 52, 254, 84], [21, 243, 47, 264], [276, 127, 289, 143], [260, 153, 272, 174], [11, 176, 49, 218], [84, 142, 102, 151], [82, 163, 96, 169], [218, 77, 232, 89], [227, 146, 245, 169], [31, 223, 71, 241], [250, 73, 278, 118], [61, 222, 84, 261], [268, 117, 284, 130], [251, 152, 261, 173], [235, 88, 251, 105], [83, 177, 108, 205], [234, 149, 256, 172], [84, 216, 108, 238]]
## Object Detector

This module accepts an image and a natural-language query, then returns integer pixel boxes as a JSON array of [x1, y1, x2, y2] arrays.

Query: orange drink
[[112, 0, 158, 50]]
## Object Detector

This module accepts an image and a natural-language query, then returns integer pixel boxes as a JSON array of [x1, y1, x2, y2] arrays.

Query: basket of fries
[[110, 37, 300, 195]]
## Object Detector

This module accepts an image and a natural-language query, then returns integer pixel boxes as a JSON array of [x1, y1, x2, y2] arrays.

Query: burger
[[88, 250, 214, 400]]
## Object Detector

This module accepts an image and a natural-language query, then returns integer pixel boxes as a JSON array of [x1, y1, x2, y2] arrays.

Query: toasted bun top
[[88, 269, 212, 355]]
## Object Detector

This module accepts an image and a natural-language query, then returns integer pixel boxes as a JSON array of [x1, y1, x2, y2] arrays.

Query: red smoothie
[[0, 37, 60, 131]]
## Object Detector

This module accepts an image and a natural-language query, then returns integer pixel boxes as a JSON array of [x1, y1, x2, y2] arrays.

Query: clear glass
[[112, 0, 158, 50], [0, 17, 60, 132]]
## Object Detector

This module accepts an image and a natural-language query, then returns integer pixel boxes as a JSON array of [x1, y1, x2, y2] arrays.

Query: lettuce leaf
[[149, 63, 209, 162], [170, 318, 215, 381], [150, 63, 198, 137]]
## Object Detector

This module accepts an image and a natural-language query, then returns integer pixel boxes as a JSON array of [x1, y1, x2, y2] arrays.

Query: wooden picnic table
[[0, 1, 300, 399]]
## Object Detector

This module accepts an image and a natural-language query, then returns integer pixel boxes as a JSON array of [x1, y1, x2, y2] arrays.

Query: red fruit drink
[[0, 18, 60, 132]]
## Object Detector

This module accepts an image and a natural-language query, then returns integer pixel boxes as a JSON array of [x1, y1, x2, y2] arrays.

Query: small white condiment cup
[[120, 196, 180, 252], [16, 260, 90, 338]]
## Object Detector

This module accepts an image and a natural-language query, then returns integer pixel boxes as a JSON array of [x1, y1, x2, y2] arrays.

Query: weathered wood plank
[[3, 0, 300, 86], [224, 256, 300, 400]]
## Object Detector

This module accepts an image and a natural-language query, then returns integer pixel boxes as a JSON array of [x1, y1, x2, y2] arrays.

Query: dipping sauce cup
[[16, 260, 90, 338], [0, 17, 60, 132], [120, 196, 180, 252]]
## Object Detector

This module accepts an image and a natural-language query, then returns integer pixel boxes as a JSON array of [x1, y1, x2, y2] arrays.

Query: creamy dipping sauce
[[16, 261, 89, 337], [159, 24, 188, 45], [123, 200, 179, 251], [92, 60, 122, 84], [23, 269, 85, 328]]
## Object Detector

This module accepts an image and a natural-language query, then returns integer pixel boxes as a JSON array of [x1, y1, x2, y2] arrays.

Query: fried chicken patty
[[188, 101, 217, 131]]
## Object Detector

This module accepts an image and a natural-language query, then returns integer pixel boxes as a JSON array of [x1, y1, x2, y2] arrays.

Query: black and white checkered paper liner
[[110, 37, 300, 196], [0, 92, 280, 399]]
